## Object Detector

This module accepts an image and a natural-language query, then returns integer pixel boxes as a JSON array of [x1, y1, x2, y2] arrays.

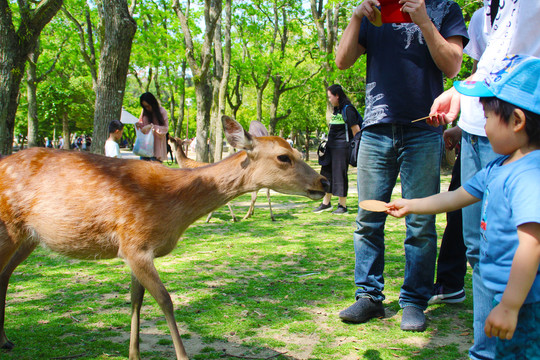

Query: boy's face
[[483, 108, 515, 156], [114, 129, 124, 141]]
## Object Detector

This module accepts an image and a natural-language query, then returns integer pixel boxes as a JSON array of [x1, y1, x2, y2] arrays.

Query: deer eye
[[277, 155, 291, 164]]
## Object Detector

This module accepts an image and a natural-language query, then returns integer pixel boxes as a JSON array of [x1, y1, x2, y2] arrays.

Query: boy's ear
[[512, 109, 526, 133]]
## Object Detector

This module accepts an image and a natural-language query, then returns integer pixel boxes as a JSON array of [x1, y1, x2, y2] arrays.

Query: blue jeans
[[461, 130, 499, 360], [495, 301, 540, 360], [353, 125, 442, 310]]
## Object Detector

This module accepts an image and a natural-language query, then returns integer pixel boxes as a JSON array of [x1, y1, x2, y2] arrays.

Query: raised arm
[[335, 1, 376, 70], [386, 186, 479, 218], [401, 0, 464, 78]]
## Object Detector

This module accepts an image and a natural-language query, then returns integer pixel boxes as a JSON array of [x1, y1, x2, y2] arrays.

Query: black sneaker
[[313, 202, 332, 213], [332, 204, 348, 214], [339, 297, 385, 323], [428, 284, 466, 305]]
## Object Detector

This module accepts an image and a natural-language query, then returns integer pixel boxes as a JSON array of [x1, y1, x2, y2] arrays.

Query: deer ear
[[222, 116, 254, 150]]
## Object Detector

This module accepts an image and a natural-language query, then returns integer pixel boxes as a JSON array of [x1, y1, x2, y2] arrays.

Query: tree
[[91, 0, 137, 154], [0, 0, 63, 154], [310, 0, 341, 121], [212, 0, 231, 161], [25, 36, 65, 148], [173, 0, 221, 162]]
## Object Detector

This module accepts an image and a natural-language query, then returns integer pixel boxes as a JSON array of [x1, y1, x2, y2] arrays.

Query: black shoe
[[332, 204, 348, 215], [339, 297, 385, 323], [428, 284, 465, 305], [400, 306, 427, 332], [313, 202, 332, 213]]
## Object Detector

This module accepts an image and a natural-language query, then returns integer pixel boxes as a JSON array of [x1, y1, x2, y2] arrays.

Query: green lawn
[[1, 160, 473, 360]]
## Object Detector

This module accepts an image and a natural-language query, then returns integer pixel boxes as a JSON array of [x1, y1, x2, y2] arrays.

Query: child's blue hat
[[454, 55, 540, 114]]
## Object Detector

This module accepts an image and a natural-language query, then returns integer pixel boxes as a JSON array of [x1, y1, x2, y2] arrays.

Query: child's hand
[[484, 303, 519, 340], [385, 199, 412, 218]]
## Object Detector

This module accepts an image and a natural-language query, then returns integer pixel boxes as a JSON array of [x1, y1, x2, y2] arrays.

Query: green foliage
[[12, 0, 481, 147]]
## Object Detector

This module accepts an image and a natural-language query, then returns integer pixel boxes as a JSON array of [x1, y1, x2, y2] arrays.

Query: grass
[[1, 159, 473, 360]]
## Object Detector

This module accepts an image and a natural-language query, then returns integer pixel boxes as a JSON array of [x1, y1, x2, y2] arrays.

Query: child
[[105, 120, 124, 158], [386, 55, 540, 358]]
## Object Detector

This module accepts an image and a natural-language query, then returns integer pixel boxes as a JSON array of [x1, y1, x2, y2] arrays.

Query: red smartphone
[[380, 0, 412, 23]]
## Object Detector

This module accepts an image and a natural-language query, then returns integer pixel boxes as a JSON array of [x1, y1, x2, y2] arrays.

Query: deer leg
[[243, 191, 258, 220], [0, 240, 37, 349], [128, 273, 145, 360], [266, 189, 275, 221], [205, 212, 214, 223], [125, 253, 188, 360], [226, 204, 237, 222]]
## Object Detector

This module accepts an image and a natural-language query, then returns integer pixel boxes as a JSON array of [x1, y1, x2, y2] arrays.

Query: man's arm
[[335, 1, 377, 70], [485, 222, 540, 340], [401, 0, 464, 78]]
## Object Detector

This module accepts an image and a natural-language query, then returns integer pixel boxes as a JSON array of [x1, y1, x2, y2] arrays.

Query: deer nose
[[321, 177, 331, 193]]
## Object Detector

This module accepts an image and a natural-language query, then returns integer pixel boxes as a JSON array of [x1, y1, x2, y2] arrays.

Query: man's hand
[[399, 0, 431, 27], [484, 303, 519, 340], [354, 0, 381, 23], [427, 87, 461, 127], [443, 126, 462, 150]]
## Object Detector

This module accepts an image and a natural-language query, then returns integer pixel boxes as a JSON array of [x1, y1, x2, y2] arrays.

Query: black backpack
[[342, 105, 363, 167]]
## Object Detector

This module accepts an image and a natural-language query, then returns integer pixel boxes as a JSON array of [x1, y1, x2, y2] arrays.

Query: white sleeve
[[464, 8, 487, 61]]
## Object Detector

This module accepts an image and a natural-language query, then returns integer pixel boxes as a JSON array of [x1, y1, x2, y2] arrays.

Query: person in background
[[335, 0, 468, 332], [388, 55, 540, 359], [136, 92, 169, 162], [313, 84, 361, 215], [428, 5, 490, 306], [105, 120, 124, 158]]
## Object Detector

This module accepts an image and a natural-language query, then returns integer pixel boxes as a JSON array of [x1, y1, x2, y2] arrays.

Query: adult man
[[335, 0, 468, 332]]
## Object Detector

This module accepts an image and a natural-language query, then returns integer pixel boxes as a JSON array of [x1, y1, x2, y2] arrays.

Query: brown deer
[[0, 116, 329, 360], [170, 120, 276, 222], [168, 136, 238, 222]]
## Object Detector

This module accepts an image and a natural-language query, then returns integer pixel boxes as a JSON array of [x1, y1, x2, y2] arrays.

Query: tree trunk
[[173, 0, 221, 162], [26, 48, 39, 148], [269, 75, 281, 135], [226, 74, 242, 119], [92, 0, 137, 154], [213, 0, 231, 162], [175, 60, 187, 138], [311, 0, 340, 122], [194, 79, 213, 162], [0, 0, 64, 154], [62, 112, 70, 149]]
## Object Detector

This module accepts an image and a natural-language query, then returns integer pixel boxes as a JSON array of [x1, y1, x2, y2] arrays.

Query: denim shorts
[[494, 300, 539, 360]]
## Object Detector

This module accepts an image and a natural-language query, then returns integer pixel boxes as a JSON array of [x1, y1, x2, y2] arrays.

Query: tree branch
[[62, 6, 97, 83]]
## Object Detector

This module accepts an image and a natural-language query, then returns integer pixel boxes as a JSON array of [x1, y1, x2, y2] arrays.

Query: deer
[[0, 116, 329, 360], [168, 136, 238, 223], [169, 120, 276, 223], [243, 121, 275, 221]]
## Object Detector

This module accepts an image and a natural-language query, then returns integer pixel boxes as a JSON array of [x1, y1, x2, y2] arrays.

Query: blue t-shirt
[[358, 0, 469, 133], [463, 151, 540, 304]]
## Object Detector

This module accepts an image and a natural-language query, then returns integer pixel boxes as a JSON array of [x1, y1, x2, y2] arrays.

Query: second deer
[[0, 116, 329, 360], [170, 120, 276, 222]]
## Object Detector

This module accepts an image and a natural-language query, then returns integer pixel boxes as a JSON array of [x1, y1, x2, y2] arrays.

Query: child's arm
[[484, 222, 540, 340], [386, 186, 479, 218]]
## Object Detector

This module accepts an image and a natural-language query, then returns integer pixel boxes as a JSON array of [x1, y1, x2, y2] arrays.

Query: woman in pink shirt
[[136, 92, 169, 162]]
